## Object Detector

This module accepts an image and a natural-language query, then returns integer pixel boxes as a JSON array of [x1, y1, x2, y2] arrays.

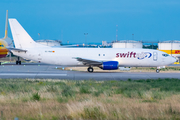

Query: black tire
[[16, 61, 18, 65], [19, 61, 21, 65], [88, 67, 94, 73], [156, 69, 160, 73], [0, 62, 1, 65]]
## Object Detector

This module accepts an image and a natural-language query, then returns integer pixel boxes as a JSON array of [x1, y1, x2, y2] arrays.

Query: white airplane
[[8, 19, 176, 73]]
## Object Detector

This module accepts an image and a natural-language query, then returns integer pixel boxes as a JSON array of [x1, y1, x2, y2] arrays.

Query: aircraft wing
[[7, 48, 27, 52], [75, 57, 103, 66]]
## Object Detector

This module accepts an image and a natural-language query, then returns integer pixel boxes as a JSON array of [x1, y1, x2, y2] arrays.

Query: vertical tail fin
[[3, 10, 8, 39], [9, 19, 48, 49]]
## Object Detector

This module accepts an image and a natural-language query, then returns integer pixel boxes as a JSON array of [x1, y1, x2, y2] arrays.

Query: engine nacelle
[[101, 61, 119, 70]]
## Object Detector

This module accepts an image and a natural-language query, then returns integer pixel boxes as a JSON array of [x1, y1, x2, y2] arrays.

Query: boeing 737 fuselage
[[8, 19, 176, 73]]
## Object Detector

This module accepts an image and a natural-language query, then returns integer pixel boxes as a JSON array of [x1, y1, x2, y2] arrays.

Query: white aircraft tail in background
[[1, 10, 14, 48], [3, 10, 8, 39]]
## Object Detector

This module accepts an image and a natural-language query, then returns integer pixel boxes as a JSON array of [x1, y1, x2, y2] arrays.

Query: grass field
[[0, 78, 180, 119]]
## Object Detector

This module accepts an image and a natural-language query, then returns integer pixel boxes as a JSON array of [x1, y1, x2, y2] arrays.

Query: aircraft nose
[[172, 57, 176, 63]]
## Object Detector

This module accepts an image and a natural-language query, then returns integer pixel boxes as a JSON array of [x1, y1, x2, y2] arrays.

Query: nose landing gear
[[156, 69, 160, 73], [156, 66, 165, 73], [87, 67, 94, 73]]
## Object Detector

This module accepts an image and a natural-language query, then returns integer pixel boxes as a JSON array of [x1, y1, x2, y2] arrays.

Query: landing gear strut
[[156, 69, 160, 73], [87, 67, 94, 73], [16, 57, 21, 65]]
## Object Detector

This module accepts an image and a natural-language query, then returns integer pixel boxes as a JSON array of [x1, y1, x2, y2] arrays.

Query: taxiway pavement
[[0, 63, 179, 80]]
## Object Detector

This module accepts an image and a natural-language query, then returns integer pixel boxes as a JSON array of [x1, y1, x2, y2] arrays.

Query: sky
[[0, 0, 180, 44]]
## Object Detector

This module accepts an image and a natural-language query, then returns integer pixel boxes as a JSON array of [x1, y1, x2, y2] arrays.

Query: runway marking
[[0, 73, 67, 76]]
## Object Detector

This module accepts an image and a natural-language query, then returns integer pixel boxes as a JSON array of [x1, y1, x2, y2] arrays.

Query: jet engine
[[100, 61, 119, 70]]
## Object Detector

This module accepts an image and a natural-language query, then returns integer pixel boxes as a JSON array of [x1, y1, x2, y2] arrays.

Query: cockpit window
[[0, 45, 4, 47], [162, 54, 169, 57]]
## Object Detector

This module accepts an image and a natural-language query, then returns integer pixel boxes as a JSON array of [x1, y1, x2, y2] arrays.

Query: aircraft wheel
[[16, 61, 21, 65], [88, 67, 94, 73], [156, 69, 160, 73]]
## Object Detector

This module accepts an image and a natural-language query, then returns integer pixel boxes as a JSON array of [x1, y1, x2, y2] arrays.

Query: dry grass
[[1, 94, 180, 119], [0, 79, 180, 119]]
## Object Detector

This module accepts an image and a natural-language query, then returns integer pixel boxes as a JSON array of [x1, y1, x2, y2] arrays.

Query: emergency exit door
[[153, 52, 158, 61]]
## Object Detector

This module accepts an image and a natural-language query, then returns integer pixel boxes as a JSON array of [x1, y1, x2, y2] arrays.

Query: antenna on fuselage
[[3, 10, 8, 39]]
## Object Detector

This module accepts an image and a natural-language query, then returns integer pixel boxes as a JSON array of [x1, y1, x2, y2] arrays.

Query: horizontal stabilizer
[[7, 47, 27, 52]]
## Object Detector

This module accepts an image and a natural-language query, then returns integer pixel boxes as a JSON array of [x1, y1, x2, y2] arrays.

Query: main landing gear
[[87, 67, 94, 73], [16, 57, 21, 65], [156, 69, 160, 73]]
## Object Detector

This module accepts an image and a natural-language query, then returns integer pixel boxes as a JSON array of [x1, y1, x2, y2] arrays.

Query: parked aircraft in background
[[8, 19, 176, 73], [162, 50, 180, 57], [0, 10, 13, 65]]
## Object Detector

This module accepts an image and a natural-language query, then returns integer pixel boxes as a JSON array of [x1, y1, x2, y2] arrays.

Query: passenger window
[[103, 54, 105, 56], [99, 54, 100, 56]]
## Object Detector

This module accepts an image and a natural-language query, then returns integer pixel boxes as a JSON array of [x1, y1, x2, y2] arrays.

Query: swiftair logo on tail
[[116, 52, 152, 60]]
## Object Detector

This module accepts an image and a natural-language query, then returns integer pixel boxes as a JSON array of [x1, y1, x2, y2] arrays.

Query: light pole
[[84, 33, 88, 45], [116, 25, 118, 41], [38, 33, 40, 40], [132, 34, 134, 40]]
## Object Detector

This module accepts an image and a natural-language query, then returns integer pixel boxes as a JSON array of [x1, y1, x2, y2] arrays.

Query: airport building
[[102, 41, 112, 47], [112, 40, 142, 48], [36, 40, 61, 46]]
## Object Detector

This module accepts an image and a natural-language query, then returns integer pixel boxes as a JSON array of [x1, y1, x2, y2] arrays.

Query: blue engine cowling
[[101, 61, 119, 70]]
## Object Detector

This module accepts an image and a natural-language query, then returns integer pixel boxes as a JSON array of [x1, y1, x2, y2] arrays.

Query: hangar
[[112, 40, 142, 48], [36, 40, 61, 46]]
